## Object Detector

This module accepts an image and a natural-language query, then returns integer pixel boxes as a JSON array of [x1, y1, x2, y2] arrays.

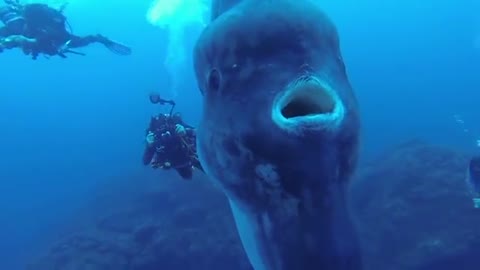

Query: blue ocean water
[[0, 0, 479, 269]]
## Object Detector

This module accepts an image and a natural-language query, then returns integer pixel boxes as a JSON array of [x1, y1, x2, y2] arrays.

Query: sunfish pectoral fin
[[228, 199, 268, 270], [211, 0, 244, 20]]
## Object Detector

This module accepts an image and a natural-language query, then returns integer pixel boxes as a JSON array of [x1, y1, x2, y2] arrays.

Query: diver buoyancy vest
[[22, 4, 68, 38]]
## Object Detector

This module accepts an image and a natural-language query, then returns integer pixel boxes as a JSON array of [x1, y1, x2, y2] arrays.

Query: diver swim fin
[[102, 39, 132, 56]]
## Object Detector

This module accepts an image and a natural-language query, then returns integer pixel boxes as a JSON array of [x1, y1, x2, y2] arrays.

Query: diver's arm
[[4, 0, 20, 8], [142, 146, 156, 165], [185, 124, 195, 129], [179, 120, 194, 129], [185, 127, 196, 137], [0, 34, 35, 49], [143, 130, 157, 165], [4, 0, 20, 5]]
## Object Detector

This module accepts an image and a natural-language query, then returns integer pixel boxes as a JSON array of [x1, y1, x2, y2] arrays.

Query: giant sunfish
[[467, 155, 480, 208], [193, 0, 362, 269]]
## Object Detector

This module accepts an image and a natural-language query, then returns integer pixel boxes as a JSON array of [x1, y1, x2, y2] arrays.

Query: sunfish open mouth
[[273, 76, 344, 128]]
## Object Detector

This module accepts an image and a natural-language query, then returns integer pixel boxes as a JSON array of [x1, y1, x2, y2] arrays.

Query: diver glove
[[146, 131, 155, 145], [175, 124, 186, 136]]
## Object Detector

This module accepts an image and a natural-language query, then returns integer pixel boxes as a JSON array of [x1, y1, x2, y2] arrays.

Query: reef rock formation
[[352, 140, 480, 270], [27, 140, 480, 270], [27, 176, 251, 270]]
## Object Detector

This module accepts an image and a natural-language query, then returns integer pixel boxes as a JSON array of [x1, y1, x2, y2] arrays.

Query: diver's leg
[[66, 34, 97, 48], [0, 34, 36, 50], [67, 34, 131, 55], [143, 146, 156, 166]]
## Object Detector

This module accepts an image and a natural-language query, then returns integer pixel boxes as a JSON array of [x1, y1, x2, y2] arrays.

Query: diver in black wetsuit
[[0, 0, 131, 59], [142, 93, 204, 180], [0, 0, 35, 52]]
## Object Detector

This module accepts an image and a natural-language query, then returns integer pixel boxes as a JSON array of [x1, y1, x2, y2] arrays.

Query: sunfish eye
[[208, 68, 221, 93]]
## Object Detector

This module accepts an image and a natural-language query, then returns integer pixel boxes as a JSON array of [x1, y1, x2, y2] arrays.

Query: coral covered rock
[[352, 140, 480, 270], [27, 140, 480, 270]]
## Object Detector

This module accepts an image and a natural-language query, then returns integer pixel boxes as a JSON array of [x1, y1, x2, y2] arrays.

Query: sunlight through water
[[146, 0, 208, 97]]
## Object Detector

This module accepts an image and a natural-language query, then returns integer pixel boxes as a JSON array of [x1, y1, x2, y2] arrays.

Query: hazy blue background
[[0, 0, 479, 269]]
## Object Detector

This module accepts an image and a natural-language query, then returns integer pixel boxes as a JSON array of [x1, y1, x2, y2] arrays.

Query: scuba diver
[[0, 0, 131, 59], [0, 0, 35, 51], [467, 155, 480, 208], [142, 93, 204, 180]]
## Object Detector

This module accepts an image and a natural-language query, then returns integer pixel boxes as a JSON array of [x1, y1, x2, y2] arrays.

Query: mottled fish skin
[[468, 156, 480, 208], [193, 1, 362, 269], [468, 156, 480, 192]]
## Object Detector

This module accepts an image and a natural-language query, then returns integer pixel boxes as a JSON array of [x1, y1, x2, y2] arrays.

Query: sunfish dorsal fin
[[211, 0, 244, 21]]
